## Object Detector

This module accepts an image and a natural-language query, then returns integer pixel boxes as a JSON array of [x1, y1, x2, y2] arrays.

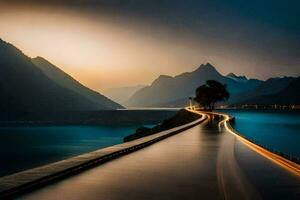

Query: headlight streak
[[186, 107, 300, 177]]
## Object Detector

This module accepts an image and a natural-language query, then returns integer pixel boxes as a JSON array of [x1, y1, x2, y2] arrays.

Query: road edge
[[0, 112, 207, 198]]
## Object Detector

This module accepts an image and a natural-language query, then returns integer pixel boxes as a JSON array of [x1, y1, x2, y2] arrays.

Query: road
[[19, 114, 300, 200]]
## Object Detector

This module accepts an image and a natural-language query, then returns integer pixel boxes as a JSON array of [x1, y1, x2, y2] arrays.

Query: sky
[[0, 0, 299, 91]]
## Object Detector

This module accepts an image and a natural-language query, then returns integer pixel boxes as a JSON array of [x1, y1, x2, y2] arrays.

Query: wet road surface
[[19, 116, 300, 200]]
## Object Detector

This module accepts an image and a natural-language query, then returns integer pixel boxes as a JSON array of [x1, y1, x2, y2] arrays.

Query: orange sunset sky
[[0, 2, 298, 92]]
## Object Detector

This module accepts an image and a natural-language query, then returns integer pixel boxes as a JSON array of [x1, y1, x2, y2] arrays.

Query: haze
[[0, 1, 299, 91]]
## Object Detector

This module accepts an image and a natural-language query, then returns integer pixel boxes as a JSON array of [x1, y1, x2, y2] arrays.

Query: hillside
[[32, 57, 123, 109], [0, 38, 122, 112], [239, 77, 300, 105], [103, 85, 145, 104], [126, 63, 262, 107], [230, 77, 296, 104]]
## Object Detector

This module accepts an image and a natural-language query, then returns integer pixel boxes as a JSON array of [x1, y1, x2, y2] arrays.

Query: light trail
[[186, 108, 300, 177]]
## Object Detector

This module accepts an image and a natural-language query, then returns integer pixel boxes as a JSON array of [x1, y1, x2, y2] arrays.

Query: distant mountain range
[[226, 73, 248, 83], [237, 77, 300, 105], [228, 76, 296, 105], [1, 37, 298, 110], [0, 38, 122, 112], [126, 63, 263, 107], [126, 63, 299, 107], [103, 85, 145, 104]]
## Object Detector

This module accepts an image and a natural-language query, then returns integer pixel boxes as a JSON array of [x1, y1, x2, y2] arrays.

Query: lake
[[222, 110, 300, 159], [1, 110, 299, 177], [0, 124, 153, 177]]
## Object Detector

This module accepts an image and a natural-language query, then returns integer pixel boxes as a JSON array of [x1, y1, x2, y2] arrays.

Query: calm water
[[0, 125, 152, 177], [222, 110, 300, 158]]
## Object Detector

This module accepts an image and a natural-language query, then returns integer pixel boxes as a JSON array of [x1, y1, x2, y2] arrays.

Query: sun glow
[[0, 5, 208, 90]]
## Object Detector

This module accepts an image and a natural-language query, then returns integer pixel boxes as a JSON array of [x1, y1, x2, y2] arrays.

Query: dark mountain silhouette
[[31, 57, 123, 109], [246, 77, 295, 96], [226, 73, 248, 82], [238, 77, 300, 105], [103, 85, 146, 104], [230, 76, 296, 104], [126, 63, 262, 107], [0, 38, 122, 112]]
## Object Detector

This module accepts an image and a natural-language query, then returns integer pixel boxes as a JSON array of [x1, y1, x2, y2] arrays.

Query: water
[[222, 110, 300, 158], [0, 125, 153, 177]]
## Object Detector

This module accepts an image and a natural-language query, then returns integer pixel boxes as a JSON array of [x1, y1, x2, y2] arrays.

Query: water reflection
[[223, 110, 300, 158], [0, 125, 152, 177]]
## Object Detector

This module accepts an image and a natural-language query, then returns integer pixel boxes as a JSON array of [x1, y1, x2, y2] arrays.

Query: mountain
[[238, 77, 300, 105], [230, 76, 296, 104], [126, 63, 262, 107], [103, 85, 145, 104], [31, 56, 123, 109], [226, 73, 248, 82], [0, 38, 122, 112], [246, 77, 295, 96]]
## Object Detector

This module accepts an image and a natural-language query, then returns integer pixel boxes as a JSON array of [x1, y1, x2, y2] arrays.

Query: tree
[[194, 80, 229, 110]]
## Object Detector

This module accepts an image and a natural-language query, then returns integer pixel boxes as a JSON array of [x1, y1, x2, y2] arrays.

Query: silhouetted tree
[[194, 80, 229, 110]]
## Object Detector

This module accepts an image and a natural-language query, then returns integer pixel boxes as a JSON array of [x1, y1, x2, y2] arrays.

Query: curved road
[[19, 115, 300, 200]]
